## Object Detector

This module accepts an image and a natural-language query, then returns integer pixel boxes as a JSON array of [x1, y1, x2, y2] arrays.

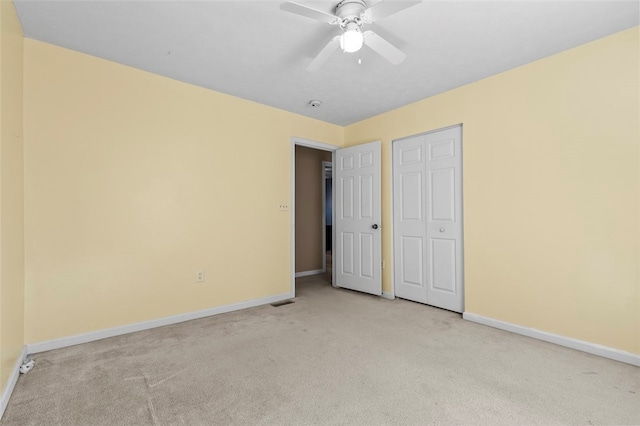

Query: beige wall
[[295, 146, 331, 273], [344, 27, 639, 355], [0, 0, 25, 391], [22, 39, 343, 343]]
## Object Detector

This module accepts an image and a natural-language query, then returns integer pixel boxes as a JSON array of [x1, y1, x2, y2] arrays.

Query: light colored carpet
[[3, 275, 639, 425]]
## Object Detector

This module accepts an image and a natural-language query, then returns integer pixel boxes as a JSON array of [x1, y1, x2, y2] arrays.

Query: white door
[[335, 141, 382, 296], [393, 125, 463, 312]]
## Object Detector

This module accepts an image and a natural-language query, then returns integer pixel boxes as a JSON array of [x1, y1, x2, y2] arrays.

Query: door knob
[[439, 228, 445, 232], [372, 224, 379, 229]]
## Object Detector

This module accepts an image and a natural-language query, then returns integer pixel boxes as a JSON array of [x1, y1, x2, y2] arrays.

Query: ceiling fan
[[281, 0, 421, 71]]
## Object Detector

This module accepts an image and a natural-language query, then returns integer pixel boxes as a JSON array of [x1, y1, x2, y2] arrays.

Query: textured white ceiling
[[14, 0, 639, 126]]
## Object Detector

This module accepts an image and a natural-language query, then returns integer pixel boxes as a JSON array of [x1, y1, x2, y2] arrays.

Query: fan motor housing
[[336, 0, 367, 20]]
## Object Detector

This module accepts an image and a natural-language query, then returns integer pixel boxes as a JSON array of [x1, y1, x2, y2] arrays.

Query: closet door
[[393, 125, 464, 312], [393, 135, 428, 302]]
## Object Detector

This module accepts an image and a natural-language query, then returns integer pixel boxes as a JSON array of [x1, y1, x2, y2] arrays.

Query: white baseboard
[[463, 312, 640, 367], [27, 292, 293, 355], [294, 269, 325, 278], [381, 291, 395, 300], [1, 345, 28, 420]]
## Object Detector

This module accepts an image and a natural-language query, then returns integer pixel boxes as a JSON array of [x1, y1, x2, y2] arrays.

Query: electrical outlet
[[278, 203, 289, 211], [196, 270, 205, 283]]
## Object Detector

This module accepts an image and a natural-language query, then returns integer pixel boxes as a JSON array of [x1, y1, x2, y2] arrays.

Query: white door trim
[[391, 123, 465, 307], [291, 137, 339, 297], [384, 142, 396, 300]]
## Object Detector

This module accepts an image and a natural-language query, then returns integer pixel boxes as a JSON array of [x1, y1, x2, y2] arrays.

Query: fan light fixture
[[340, 22, 363, 53], [280, 0, 419, 71]]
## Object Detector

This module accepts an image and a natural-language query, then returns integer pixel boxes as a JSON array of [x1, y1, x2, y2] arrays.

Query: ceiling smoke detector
[[308, 100, 322, 107]]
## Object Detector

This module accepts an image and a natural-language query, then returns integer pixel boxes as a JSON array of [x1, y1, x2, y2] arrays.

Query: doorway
[[322, 161, 333, 281], [290, 137, 382, 299], [290, 138, 339, 297]]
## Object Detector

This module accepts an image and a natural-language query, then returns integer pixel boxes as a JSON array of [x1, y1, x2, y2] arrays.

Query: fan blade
[[307, 35, 341, 71], [363, 0, 421, 23], [363, 31, 406, 65], [280, 2, 340, 24]]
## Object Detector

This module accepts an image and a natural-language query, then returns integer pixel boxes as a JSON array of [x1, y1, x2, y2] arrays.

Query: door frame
[[391, 123, 465, 306], [290, 137, 339, 297]]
